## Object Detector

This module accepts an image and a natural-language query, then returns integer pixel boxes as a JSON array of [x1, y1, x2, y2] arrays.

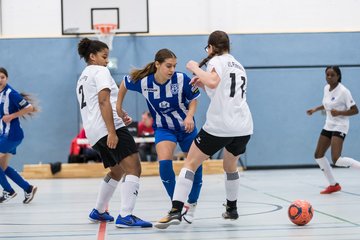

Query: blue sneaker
[[89, 209, 114, 222], [115, 214, 152, 228]]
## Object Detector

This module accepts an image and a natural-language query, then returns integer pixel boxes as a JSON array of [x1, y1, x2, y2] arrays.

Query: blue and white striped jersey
[[124, 72, 200, 131], [0, 84, 30, 141]]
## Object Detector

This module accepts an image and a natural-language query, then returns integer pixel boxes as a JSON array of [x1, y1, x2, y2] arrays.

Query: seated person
[[137, 111, 157, 162], [68, 128, 101, 163]]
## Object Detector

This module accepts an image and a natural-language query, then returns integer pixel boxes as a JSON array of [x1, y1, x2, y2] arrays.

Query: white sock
[[95, 175, 119, 213], [120, 175, 139, 217], [173, 168, 194, 204], [336, 157, 360, 169], [315, 157, 337, 185], [225, 171, 240, 201]]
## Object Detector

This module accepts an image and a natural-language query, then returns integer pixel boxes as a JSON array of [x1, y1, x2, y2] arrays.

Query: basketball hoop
[[93, 23, 118, 51]]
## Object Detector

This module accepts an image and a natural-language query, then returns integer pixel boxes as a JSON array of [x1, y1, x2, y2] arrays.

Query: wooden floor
[[1, 168, 360, 240], [21, 160, 226, 179]]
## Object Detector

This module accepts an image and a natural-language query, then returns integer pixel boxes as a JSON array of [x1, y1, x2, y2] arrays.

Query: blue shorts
[[0, 136, 22, 155], [155, 127, 197, 152]]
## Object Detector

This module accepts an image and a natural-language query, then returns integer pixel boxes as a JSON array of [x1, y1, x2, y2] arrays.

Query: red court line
[[97, 205, 109, 240], [97, 221, 107, 240]]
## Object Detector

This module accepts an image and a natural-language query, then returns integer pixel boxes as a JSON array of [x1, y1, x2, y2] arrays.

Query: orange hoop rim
[[93, 23, 118, 34]]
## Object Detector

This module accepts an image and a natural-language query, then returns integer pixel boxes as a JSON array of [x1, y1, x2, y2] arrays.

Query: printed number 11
[[229, 73, 246, 98]]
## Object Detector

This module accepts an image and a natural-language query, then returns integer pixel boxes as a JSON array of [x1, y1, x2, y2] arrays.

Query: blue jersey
[[0, 84, 30, 141], [124, 72, 200, 131]]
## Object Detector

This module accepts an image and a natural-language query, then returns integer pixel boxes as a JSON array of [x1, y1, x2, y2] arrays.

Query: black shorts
[[92, 127, 138, 168], [321, 129, 346, 140], [194, 128, 251, 156]]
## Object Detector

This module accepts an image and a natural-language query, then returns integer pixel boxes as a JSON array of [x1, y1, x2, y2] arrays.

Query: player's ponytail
[[130, 62, 156, 81], [129, 48, 177, 82]]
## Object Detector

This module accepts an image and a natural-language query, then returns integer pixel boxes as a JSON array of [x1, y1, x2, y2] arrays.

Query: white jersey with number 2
[[203, 54, 253, 137], [76, 65, 125, 146]]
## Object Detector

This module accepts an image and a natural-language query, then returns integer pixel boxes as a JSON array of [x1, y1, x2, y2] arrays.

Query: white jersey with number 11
[[203, 54, 253, 137]]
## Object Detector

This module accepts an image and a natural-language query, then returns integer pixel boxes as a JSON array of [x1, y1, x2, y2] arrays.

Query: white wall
[[1, 0, 360, 37]]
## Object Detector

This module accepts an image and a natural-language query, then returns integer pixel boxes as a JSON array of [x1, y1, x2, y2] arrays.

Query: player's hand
[[190, 76, 204, 89], [330, 109, 341, 116], [306, 109, 315, 115], [107, 132, 119, 149], [118, 109, 133, 126], [186, 60, 199, 73], [1, 114, 14, 123], [184, 116, 194, 133]]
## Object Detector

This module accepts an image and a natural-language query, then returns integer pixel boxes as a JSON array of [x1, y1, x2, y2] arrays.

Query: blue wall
[[0, 32, 359, 170]]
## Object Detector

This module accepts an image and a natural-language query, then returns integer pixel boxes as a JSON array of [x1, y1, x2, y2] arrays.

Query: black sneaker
[[23, 186, 37, 204], [0, 191, 17, 203], [154, 210, 182, 229], [222, 204, 239, 220]]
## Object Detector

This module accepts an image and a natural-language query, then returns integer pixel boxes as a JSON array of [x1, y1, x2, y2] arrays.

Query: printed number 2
[[79, 85, 87, 109], [229, 73, 246, 98]]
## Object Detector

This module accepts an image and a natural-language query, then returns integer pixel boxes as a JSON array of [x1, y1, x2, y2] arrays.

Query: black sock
[[171, 200, 184, 213], [227, 199, 237, 210]]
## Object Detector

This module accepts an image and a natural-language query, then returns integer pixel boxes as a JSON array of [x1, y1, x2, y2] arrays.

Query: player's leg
[[222, 135, 251, 220], [333, 132, 360, 169], [155, 129, 223, 229], [114, 153, 151, 228], [0, 153, 17, 203], [155, 141, 208, 229], [114, 128, 151, 228], [89, 139, 124, 223], [314, 130, 340, 193], [155, 128, 177, 199], [179, 129, 203, 224]]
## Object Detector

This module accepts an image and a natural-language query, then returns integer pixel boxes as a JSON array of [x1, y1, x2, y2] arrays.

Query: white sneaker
[[183, 202, 197, 224]]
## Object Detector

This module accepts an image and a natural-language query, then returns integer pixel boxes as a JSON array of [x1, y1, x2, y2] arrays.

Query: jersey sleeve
[[183, 73, 200, 101], [207, 57, 223, 77], [123, 75, 142, 93], [94, 67, 113, 93], [10, 91, 30, 110], [344, 88, 356, 109]]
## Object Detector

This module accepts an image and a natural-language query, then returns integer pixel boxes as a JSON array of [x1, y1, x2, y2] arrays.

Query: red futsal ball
[[288, 200, 314, 226]]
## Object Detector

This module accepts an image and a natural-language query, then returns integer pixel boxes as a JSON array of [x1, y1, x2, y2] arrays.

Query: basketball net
[[93, 24, 117, 51]]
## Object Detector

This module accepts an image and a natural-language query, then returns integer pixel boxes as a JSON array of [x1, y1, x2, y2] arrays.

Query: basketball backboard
[[61, 0, 149, 35]]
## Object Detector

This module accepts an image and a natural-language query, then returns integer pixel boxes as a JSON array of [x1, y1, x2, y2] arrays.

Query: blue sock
[[5, 167, 31, 193], [0, 168, 14, 193], [188, 165, 203, 204], [159, 160, 176, 199]]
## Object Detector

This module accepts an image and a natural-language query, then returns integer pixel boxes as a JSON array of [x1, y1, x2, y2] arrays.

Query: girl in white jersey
[[76, 38, 151, 228], [307, 66, 359, 194], [155, 30, 253, 229]]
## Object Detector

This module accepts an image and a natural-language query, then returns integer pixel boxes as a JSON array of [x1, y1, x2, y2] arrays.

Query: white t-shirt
[[203, 54, 253, 137], [322, 83, 356, 134], [76, 65, 125, 146]]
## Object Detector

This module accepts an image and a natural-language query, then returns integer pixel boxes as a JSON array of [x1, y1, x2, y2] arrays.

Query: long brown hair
[[199, 30, 230, 68], [130, 48, 177, 81], [0, 67, 39, 118]]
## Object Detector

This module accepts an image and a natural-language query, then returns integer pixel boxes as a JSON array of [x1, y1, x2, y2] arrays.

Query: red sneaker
[[320, 183, 341, 194]]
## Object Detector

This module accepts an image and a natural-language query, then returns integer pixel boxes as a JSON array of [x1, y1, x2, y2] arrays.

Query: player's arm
[[184, 99, 197, 133], [186, 60, 220, 89], [1, 105, 34, 123], [116, 81, 132, 126], [98, 88, 118, 149], [331, 104, 359, 117], [306, 105, 324, 116]]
